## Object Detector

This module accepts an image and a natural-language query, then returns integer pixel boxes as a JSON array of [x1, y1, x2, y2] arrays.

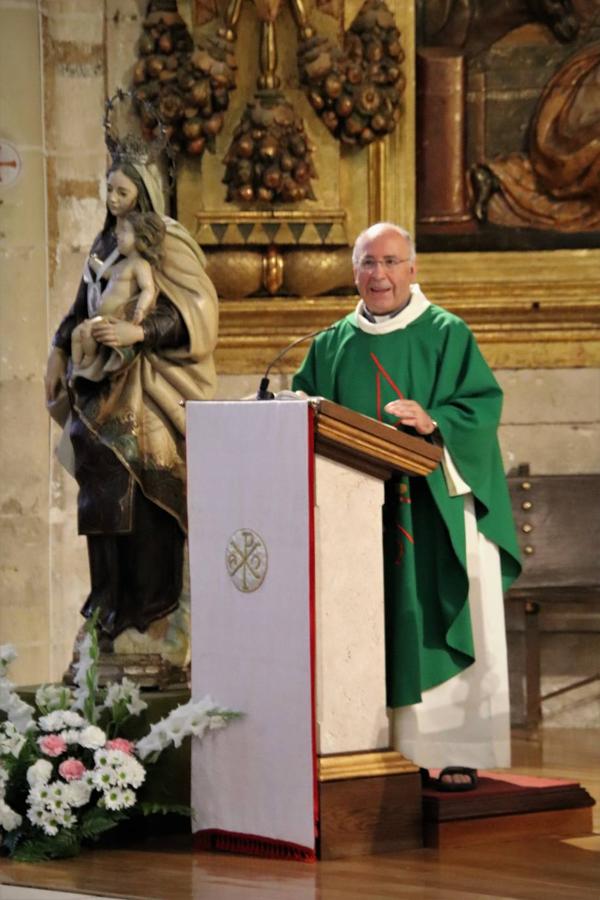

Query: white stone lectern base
[[314, 455, 390, 755]]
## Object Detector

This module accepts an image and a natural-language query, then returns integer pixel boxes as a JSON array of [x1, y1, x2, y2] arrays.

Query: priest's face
[[353, 229, 416, 316]]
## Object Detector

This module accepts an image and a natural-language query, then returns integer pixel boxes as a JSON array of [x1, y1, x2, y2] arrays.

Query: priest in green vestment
[[292, 223, 521, 784]]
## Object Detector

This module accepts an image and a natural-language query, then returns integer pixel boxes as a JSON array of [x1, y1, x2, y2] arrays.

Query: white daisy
[[103, 786, 135, 811]]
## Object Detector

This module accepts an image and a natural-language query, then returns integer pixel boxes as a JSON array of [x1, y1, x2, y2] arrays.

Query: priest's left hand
[[384, 399, 437, 435]]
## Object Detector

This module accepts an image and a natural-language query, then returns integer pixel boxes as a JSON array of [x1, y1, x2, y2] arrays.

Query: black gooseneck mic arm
[[256, 326, 335, 400]]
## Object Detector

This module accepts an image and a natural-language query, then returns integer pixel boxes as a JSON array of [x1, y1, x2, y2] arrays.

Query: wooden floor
[[1, 728, 598, 900]]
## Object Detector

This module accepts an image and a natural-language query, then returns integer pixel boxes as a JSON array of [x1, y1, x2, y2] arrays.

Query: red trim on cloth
[[194, 829, 316, 862], [307, 405, 319, 840], [370, 352, 405, 425], [397, 524, 414, 544], [370, 352, 405, 398]]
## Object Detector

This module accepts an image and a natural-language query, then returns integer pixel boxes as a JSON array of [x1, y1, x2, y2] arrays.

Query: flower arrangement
[[0, 618, 238, 861]]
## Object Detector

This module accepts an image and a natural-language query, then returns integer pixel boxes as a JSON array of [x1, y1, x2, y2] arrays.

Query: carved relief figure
[[423, 0, 579, 55], [472, 40, 600, 230], [417, 0, 600, 246]]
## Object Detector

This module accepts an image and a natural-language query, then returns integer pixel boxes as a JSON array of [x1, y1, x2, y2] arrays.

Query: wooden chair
[[505, 466, 600, 730]]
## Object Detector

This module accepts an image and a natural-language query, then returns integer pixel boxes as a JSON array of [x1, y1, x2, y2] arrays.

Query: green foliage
[[138, 801, 191, 818], [3, 733, 38, 809], [82, 609, 100, 726], [80, 806, 127, 840], [2, 810, 128, 862], [10, 830, 81, 863]]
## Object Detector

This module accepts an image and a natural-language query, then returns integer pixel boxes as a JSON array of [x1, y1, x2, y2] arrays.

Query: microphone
[[256, 326, 335, 400]]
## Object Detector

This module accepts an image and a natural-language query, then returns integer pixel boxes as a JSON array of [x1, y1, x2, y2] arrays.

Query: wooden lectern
[[187, 399, 441, 860]]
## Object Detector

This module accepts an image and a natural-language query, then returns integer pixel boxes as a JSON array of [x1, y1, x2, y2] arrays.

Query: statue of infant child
[[72, 210, 165, 369]]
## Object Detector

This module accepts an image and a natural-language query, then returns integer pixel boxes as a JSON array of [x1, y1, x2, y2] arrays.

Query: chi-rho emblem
[[226, 528, 268, 593]]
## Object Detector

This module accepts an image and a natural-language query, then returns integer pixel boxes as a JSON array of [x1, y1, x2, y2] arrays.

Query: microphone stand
[[256, 326, 334, 400]]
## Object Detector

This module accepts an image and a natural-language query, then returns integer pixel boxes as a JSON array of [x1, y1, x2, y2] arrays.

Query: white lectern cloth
[[187, 400, 316, 856]]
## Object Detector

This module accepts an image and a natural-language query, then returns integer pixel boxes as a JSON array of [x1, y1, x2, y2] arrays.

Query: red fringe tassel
[[194, 829, 316, 862]]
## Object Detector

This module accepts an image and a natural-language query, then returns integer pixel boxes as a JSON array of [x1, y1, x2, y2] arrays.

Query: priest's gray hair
[[352, 222, 416, 266]]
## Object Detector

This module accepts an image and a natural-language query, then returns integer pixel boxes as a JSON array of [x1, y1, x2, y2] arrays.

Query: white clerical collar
[[362, 304, 407, 323], [354, 283, 430, 334]]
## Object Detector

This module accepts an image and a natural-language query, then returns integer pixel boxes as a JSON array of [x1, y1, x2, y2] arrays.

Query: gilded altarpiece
[[167, 0, 599, 371]]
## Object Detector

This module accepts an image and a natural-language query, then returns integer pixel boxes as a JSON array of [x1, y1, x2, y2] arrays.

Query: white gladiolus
[[136, 696, 232, 759], [0, 647, 36, 734], [8, 699, 36, 734], [35, 684, 73, 713], [0, 721, 26, 758], [0, 685, 35, 734], [71, 629, 96, 715], [102, 678, 148, 716], [0, 645, 17, 670], [133, 730, 163, 760]]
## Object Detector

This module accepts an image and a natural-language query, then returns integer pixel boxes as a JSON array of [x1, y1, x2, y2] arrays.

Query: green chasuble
[[292, 293, 521, 708]]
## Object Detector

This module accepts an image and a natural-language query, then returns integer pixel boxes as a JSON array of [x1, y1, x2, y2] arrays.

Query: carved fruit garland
[[223, 94, 317, 204], [132, 4, 237, 157], [298, 0, 405, 146], [130, 0, 404, 205]]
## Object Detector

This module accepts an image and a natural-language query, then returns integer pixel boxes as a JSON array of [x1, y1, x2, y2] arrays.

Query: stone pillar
[[0, 0, 51, 683]]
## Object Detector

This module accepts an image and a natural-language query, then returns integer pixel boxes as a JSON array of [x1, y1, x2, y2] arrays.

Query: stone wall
[[1, 0, 51, 685]]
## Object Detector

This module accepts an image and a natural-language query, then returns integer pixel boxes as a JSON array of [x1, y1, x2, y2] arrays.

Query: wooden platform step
[[423, 771, 595, 849]]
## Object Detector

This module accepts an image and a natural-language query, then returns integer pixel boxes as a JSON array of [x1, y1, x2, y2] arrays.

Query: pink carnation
[[58, 757, 87, 782], [38, 734, 67, 757], [105, 738, 135, 755]]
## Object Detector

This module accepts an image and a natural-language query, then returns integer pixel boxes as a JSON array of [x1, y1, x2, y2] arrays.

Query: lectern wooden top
[[311, 398, 442, 480]]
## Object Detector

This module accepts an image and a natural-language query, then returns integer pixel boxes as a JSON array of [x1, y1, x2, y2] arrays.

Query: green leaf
[[137, 801, 192, 818], [11, 830, 80, 862], [80, 806, 127, 839], [82, 608, 101, 725]]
